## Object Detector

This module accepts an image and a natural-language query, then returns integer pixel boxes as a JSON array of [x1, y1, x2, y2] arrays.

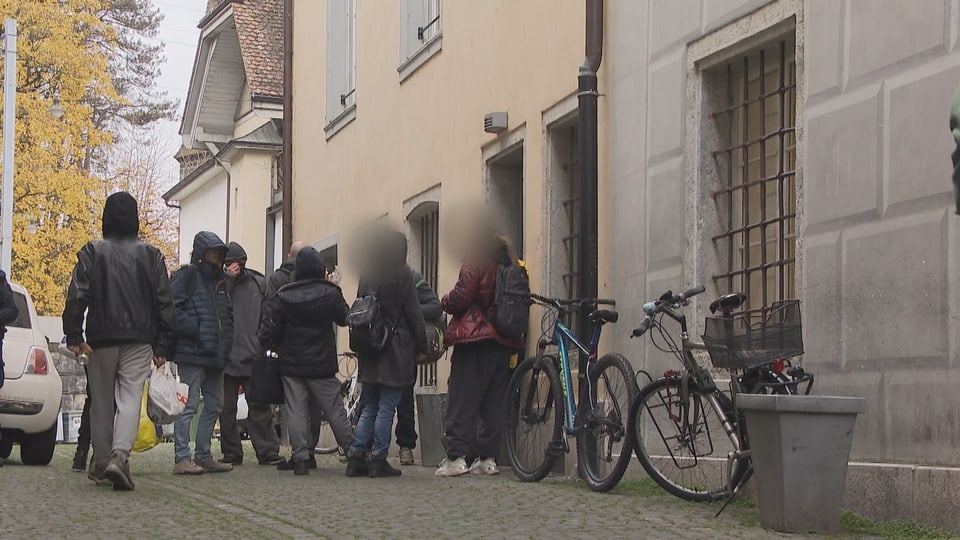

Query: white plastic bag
[[147, 364, 188, 424]]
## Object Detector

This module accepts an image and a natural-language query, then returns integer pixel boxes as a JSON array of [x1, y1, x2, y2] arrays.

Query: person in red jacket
[[436, 233, 523, 477]]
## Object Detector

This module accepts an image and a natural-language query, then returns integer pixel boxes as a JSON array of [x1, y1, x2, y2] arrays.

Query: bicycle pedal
[[547, 441, 566, 457]]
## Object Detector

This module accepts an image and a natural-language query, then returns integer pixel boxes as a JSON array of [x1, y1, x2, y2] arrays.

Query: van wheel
[[20, 423, 57, 465]]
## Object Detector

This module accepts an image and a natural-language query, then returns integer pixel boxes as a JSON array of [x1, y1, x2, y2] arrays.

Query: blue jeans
[[174, 365, 224, 463], [350, 383, 402, 457]]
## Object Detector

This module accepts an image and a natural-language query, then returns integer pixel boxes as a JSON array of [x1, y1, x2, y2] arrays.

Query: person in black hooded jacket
[[169, 231, 234, 476], [62, 191, 177, 491], [259, 247, 353, 476]]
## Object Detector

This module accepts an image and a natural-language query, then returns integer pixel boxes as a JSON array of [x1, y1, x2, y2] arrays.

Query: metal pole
[[1, 19, 16, 275]]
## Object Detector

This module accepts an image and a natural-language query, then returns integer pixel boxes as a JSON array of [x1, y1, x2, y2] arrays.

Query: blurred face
[[203, 248, 225, 268]]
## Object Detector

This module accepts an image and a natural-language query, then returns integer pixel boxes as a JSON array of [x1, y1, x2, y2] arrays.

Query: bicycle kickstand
[[714, 463, 754, 518]]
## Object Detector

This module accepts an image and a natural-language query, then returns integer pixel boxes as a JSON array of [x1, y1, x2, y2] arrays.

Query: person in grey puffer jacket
[[170, 231, 234, 475], [218, 242, 284, 467]]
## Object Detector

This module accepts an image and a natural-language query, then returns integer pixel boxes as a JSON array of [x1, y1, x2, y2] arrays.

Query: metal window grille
[[560, 126, 581, 330], [418, 206, 440, 387], [710, 40, 797, 315]]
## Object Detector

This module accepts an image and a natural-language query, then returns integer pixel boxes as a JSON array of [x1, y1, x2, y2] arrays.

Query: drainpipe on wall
[[206, 142, 232, 242], [578, 0, 602, 341], [281, 0, 294, 255]]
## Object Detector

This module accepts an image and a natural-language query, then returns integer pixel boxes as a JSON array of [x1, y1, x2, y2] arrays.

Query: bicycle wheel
[[506, 356, 565, 482], [576, 353, 639, 492], [627, 378, 748, 501], [315, 378, 357, 455]]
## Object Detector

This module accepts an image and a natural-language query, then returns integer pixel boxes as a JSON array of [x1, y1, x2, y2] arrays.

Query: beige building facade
[[289, 0, 611, 388]]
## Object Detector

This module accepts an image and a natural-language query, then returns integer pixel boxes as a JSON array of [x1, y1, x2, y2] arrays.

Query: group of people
[[60, 192, 523, 490]]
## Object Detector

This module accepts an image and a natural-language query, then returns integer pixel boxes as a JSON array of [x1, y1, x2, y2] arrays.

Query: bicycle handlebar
[[504, 290, 615, 308], [630, 285, 706, 338]]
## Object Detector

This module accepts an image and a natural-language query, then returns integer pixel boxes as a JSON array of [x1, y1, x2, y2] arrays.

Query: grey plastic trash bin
[[738, 394, 865, 534], [416, 392, 448, 467]]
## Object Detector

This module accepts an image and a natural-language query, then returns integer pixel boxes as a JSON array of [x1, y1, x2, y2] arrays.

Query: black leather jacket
[[63, 192, 178, 357]]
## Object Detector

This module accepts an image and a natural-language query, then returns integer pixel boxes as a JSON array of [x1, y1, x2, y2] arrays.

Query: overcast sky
[[153, 0, 205, 188]]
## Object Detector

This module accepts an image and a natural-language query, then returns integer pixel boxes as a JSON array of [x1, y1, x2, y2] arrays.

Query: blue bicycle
[[504, 291, 639, 492]]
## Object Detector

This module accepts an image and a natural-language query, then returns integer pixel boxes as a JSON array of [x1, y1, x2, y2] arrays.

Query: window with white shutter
[[398, 0, 442, 82], [325, 0, 357, 138]]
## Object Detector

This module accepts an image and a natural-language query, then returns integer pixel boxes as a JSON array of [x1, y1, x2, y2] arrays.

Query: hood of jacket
[[191, 231, 227, 266], [225, 242, 248, 265], [277, 279, 343, 319], [102, 191, 140, 240], [294, 246, 327, 280]]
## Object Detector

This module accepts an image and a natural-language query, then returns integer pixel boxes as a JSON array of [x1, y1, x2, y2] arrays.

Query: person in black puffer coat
[[170, 231, 234, 476], [259, 247, 353, 476]]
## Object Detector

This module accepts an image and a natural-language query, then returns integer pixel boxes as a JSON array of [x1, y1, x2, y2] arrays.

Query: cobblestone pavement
[[0, 443, 844, 539]]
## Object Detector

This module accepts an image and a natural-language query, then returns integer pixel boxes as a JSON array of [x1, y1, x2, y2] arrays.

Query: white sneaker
[[469, 457, 500, 476], [435, 456, 470, 477]]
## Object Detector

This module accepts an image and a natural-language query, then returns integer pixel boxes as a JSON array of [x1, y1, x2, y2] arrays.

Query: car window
[[8, 292, 30, 329]]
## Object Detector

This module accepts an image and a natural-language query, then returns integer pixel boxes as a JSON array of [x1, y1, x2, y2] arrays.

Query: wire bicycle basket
[[701, 300, 803, 370]]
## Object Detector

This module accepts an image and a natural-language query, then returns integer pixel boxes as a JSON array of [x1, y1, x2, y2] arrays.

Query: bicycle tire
[[627, 377, 748, 502], [506, 356, 565, 482], [315, 378, 361, 455], [576, 353, 639, 492]]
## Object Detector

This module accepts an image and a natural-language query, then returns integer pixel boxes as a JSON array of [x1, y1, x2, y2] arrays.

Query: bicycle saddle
[[589, 309, 619, 324], [709, 293, 747, 314]]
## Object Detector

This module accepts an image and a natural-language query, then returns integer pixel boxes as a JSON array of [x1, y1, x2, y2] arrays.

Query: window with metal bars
[[709, 37, 797, 316], [417, 206, 440, 387]]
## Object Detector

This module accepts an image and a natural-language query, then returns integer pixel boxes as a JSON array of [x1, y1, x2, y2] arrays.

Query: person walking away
[[436, 233, 524, 477], [0, 269, 17, 467], [218, 242, 284, 466], [62, 191, 176, 490], [265, 240, 326, 459], [170, 231, 234, 475], [395, 269, 442, 465], [259, 247, 353, 475], [346, 229, 427, 478]]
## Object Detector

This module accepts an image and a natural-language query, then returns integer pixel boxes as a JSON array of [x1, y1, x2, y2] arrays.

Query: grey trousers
[[86, 344, 153, 467], [282, 376, 353, 462]]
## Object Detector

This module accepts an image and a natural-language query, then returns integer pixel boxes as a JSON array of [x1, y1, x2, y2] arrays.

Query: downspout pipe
[[578, 0, 602, 337], [578, 0, 602, 406], [206, 142, 232, 242], [281, 0, 294, 256]]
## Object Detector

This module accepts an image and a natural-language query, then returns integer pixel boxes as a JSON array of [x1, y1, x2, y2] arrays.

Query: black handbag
[[246, 355, 284, 405]]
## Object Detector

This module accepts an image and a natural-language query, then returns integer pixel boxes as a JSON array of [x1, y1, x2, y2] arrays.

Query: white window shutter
[[326, 0, 348, 121], [400, 0, 426, 62]]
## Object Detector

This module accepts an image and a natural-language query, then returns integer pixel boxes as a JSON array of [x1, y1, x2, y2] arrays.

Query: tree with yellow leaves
[[1, 0, 176, 314]]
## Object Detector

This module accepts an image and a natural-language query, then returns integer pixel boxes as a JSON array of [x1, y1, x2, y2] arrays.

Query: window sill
[[398, 33, 442, 83], [324, 103, 357, 140]]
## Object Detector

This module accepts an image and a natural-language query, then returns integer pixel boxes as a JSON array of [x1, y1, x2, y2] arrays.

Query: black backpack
[[491, 263, 531, 339], [348, 292, 393, 354]]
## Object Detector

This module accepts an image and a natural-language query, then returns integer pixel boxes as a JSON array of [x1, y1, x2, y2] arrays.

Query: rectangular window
[[399, 0, 442, 81], [326, 0, 356, 134], [709, 38, 797, 314]]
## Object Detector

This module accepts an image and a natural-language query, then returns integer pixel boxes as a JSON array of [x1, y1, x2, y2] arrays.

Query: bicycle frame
[[539, 318, 603, 436]]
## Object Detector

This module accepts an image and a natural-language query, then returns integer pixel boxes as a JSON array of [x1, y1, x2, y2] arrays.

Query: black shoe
[[219, 456, 243, 466], [72, 448, 89, 472], [345, 452, 369, 478], [277, 459, 295, 471], [259, 455, 285, 466], [294, 460, 309, 476], [307, 455, 317, 469], [368, 455, 401, 478]]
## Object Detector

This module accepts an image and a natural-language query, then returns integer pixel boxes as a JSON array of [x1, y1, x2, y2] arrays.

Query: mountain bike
[[625, 285, 812, 504], [504, 291, 639, 492], [315, 352, 362, 455]]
